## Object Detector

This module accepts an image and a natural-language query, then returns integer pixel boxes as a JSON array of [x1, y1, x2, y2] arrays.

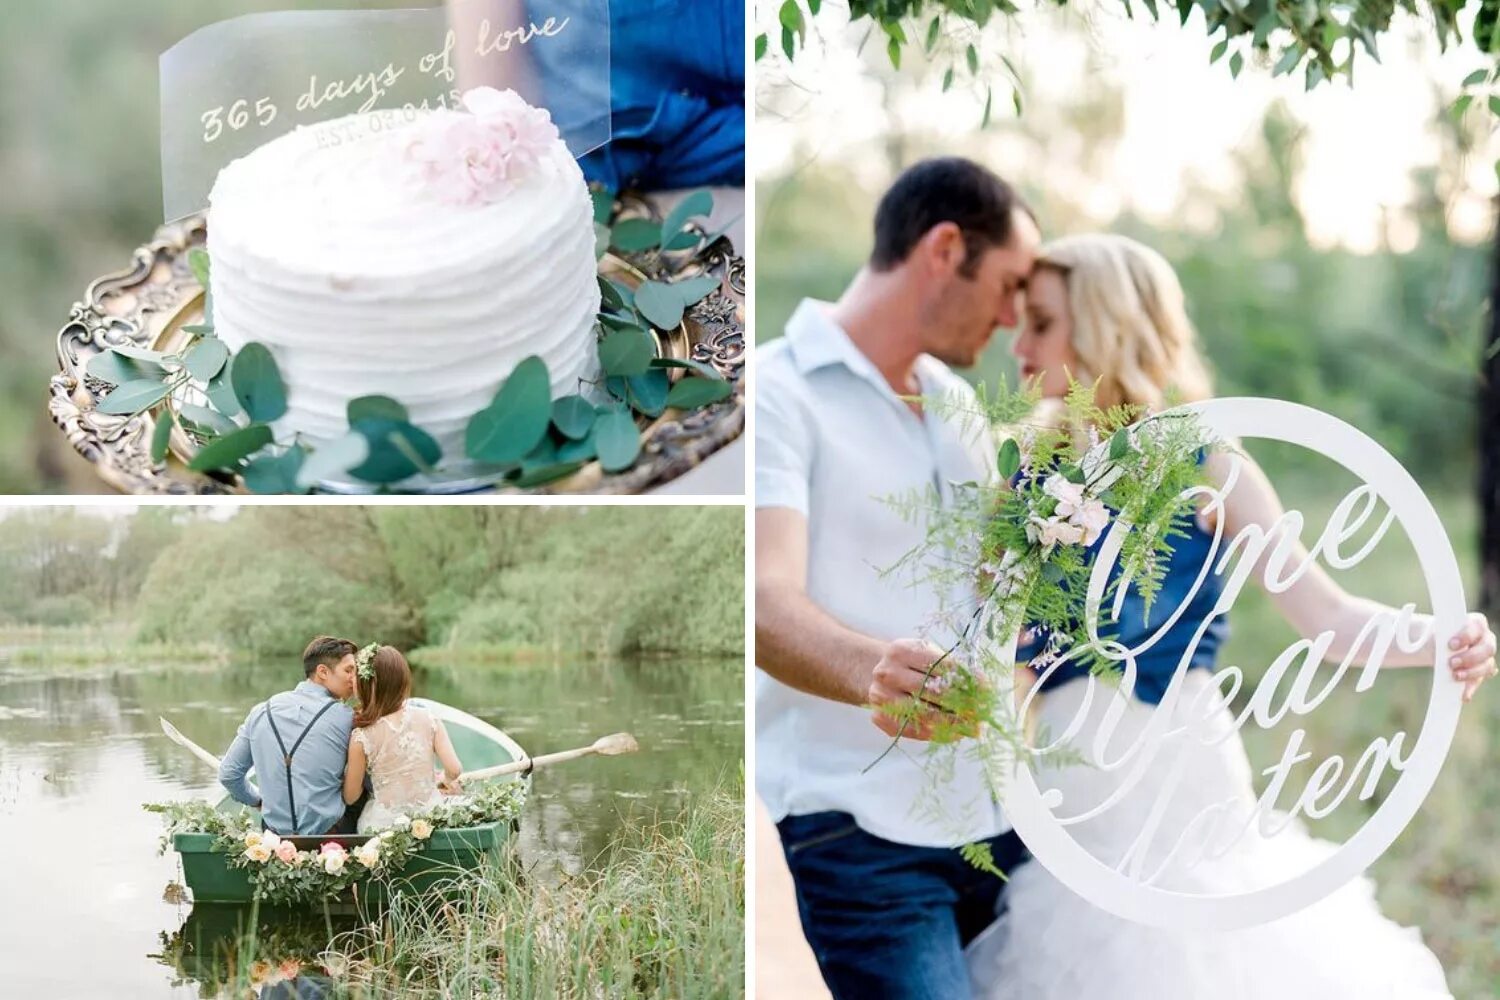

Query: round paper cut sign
[[1000, 397, 1467, 932]]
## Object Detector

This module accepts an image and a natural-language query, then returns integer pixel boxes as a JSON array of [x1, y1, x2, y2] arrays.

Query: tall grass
[[322, 778, 745, 999], [0, 622, 224, 669]]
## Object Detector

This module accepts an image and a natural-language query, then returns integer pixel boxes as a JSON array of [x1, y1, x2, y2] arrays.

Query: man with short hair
[[756, 157, 1042, 999], [219, 636, 362, 836]]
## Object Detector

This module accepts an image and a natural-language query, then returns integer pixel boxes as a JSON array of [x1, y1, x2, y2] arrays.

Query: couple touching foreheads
[[754, 157, 1496, 998], [218, 636, 466, 837]]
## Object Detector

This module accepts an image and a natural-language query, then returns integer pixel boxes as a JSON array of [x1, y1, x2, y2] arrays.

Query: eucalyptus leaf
[[627, 369, 670, 417], [754, 31, 768, 60], [556, 430, 597, 464], [230, 343, 288, 422], [997, 438, 1022, 479], [87, 350, 165, 386], [1109, 427, 1131, 460], [295, 431, 372, 489], [150, 410, 174, 464], [181, 324, 216, 337], [183, 337, 229, 382], [188, 249, 211, 290], [1060, 463, 1086, 484], [206, 370, 242, 418], [659, 190, 714, 249], [551, 394, 597, 440], [1041, 561, 1065, 584], [598, 327, 655, 377], [610, 218, 663, 252], [347, 395, 409, 425], [97, 379, 173, 416], [593, 222, 610, 261], [179, 403, 239, 438], [244, 447, 309, 495], [594, 406, 642, 473], [351, 418, 442, 484], [664, 376, 732, 410], [635, 281, 685, 330], [187, 423, 273, 472], [671, 275, 720, 307], [113, 344, 170, 364], [598, 276, 633, 313], [465, 356, 552, 464], [590, 187, 614, 225]]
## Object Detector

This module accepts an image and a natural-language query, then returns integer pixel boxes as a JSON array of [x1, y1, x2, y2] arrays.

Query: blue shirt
[[1018, 456, 1229, 704], [219, 680, 354, 836], [576, 0, 744, 191]]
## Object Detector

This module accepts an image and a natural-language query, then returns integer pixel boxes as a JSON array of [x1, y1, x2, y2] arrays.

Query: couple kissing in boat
[[217, 636, 464, 837]]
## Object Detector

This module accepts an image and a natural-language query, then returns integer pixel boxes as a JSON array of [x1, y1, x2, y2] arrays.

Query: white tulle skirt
[[966, 673, 1452, 1000]]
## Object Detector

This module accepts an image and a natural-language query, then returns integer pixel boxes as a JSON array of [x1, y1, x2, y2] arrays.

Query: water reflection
[[0, 656, 741, 997]]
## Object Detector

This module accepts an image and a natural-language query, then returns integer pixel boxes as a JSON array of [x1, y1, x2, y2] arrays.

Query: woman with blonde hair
[[964, 233, 1495, 998]]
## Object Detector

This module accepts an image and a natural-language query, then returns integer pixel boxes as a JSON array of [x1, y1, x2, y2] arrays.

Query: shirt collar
[[785, 299, 941, 410], [295, 680, 337, 700]]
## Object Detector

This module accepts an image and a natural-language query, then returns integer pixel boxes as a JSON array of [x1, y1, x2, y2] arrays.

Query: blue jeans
[[778, 812, 1030, 1000]]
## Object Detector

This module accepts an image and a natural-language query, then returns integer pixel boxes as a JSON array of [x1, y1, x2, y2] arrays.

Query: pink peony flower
[[319, 841, 347, 858], [402, 87, 560, 206], [274, 840, 298, 864]]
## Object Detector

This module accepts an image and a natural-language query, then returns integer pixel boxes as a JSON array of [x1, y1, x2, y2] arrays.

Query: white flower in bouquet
[[354, 841, 382, 868], [259, 831, 282, 853], [1073, 499, 1110, 546], [1028, 514, 1085, 550], [392, 814, 412, 830], [1042, 473, 1087, 515], [244, 830, 263, 848], [322, 850, 347, 875], [411, 819, 434, 841], [244, 842, 274, 863]]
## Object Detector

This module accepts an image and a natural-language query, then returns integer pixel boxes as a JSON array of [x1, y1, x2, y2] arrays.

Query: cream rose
[[244, 843, 273, 864], [322, 851, 347, 875], [410, 819, 434, 841]]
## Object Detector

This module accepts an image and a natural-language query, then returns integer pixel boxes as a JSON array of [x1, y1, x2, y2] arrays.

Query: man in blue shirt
[[219, 636, 361, 836]]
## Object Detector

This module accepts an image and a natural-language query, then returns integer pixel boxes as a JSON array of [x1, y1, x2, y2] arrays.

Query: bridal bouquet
[[878, 381, 1213, 854], [146, 779, 528, 905]]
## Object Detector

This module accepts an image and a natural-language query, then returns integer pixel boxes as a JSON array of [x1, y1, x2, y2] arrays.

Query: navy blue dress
[[1016, 468, 1229, 704]]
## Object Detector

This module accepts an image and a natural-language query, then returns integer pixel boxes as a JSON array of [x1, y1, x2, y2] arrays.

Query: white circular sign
[[998, 397, 1467, 931]]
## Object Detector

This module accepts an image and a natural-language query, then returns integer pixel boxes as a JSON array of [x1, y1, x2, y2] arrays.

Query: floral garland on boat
[[874, 380, 1215, 872], [146, 778, 527, 905]]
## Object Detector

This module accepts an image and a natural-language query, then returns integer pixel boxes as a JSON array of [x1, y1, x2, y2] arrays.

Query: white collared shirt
[[755, 299, 1010, 847]]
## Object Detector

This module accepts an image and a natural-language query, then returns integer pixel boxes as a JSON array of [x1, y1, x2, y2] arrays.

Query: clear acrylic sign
[[995, 397, 1466, 931], [159, 0, 611, 222]]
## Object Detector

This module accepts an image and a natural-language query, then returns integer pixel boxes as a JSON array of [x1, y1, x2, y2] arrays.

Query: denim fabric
[[577, 0, 744, 191], [778, 811, 1030, 1000]]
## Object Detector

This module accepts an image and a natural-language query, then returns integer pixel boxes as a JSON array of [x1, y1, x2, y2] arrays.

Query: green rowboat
[[172, 699, 528, 904]]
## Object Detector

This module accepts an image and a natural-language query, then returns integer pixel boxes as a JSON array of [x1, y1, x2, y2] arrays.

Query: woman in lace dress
[[341, 644, 464, 833]]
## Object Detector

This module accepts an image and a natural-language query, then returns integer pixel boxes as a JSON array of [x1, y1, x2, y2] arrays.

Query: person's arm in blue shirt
[[218, 706, 262, 809]]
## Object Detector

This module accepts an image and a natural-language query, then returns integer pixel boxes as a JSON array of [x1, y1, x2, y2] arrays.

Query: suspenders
[[263, 695, 340, 834]]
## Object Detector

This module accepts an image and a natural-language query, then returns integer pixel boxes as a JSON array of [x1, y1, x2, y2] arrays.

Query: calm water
[[0, 654, 742, 997]]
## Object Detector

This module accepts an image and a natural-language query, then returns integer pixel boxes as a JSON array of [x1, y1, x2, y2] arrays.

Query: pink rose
[[274, 840, 298, 864], [319, 841, 347, 858]]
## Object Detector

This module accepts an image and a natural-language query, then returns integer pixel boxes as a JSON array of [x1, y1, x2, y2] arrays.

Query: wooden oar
[[457, 732, 639, 783], [160, 716, 223, 771]]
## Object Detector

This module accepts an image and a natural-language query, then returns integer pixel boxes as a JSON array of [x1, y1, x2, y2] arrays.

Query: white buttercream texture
[[206, 98, 601, 463]]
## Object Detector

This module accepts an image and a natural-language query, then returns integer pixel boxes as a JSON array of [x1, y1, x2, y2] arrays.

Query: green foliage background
[[0, 506, 745, 659]]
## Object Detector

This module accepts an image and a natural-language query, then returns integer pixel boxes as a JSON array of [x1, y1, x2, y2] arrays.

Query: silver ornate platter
[[49, 194, 744, 495]]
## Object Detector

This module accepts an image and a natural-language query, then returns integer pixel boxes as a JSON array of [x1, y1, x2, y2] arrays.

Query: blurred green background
[[0, 504, 743, 657], [0, 0, 429, 493], [757, 6, 1499, 994]]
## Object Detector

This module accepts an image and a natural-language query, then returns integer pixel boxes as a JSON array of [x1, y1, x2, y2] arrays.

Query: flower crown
[[355, 642, 380, 680]]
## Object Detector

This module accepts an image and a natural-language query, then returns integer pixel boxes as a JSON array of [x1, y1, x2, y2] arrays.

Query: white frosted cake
[[206, 87, 601, 462]]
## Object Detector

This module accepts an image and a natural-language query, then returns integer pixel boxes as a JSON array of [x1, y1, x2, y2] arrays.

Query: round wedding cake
[[206, 87, 601, 463]]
